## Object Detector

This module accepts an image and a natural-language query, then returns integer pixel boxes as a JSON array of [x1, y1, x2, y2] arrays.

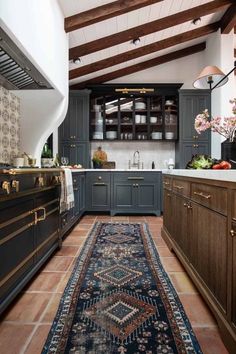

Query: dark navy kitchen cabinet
[[79, 173, 86, 213], [58, 90, 90, 168], [59, 142, 90, 168], [176, 90, 211, 168], [112, 172, 161, 215], [59, 90, 90, 142], [86, 172, 111, 211]]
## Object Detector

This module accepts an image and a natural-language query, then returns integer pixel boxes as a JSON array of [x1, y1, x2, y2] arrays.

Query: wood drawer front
[[172, 178, 190, 197], [191, 183, 227, 215], [162, 176, 172, 190]]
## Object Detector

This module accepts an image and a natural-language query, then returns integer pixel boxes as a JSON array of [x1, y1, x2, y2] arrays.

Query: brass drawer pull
[[128, 177, 144, 180], [174, 185, 184, 190], [167, 193, 171, 197], [1, 181, 10, 194], [163, 181, 170, 185], [74, 188, 79, 191], [194, 191, 211, 199], [230, 230, 236, 237], [11, 180, 19, 192], [94, 183, 106, 186], [36, 207, 46, 222], [183, 203, 188, 207]]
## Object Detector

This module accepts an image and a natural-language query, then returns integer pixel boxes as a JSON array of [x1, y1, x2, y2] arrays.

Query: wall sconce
[[193, 61, 236, 90]]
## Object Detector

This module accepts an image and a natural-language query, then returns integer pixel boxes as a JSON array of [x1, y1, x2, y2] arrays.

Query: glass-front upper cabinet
[[164, 95, 178, 140], [89, 88, 179, 141]]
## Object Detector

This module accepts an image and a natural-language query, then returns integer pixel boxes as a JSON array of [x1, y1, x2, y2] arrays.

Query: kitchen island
[[161, 170, 236, 354]]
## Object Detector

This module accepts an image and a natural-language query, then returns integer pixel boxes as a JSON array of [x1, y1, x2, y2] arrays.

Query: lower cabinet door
[[113, 183, 135, 210], [136, 183, 158, 210], [231, 222, 236, 329], [163, 189, 174, 236], [191, 202, 227, 312], [0, 197, 35, 313], [35, 189, 59, 261], [86, 173, 111, 210], [173, 194, 189, 257], [79, 174, 86, 213]]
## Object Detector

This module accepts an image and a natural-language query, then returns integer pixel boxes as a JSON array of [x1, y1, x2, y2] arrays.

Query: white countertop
[[163, 169, 236, 182], [71, 169, 164, 172]]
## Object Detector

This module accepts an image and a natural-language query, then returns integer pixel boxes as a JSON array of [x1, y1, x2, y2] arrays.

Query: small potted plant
[[41, 144, 54, 167]]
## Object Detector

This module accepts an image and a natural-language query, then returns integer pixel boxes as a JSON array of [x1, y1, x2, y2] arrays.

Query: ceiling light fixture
[[132, 38, 141, 46], [192, 17, 201, 25], [193, 61, 236, 90], [73, 58, 81, 65]]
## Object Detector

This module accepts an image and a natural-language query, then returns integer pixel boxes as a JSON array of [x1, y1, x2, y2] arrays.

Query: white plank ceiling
[[57, 0, 227, 85]]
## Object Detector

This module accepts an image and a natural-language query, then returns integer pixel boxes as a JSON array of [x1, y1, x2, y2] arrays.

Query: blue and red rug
[[42, 222, 202, 353]]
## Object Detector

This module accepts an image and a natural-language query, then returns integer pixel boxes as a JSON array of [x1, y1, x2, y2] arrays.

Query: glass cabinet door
[[120, 96, 134, 140], [90, 96, 104, 140], [104, 95, 119, 140], [134, 97, 148, 140], [164, 95, 178, 140], [149, 96, 163, 140]]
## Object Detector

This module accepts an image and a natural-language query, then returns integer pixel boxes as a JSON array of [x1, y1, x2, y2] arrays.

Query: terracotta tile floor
[[0, 215, 228, 354]]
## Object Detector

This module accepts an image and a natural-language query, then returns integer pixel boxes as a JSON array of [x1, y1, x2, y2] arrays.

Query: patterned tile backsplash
[[0, 86, 20, 164]]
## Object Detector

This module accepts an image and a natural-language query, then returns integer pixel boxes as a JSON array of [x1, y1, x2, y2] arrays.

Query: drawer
[[162, 176, 172, 190], [191, 183, 227, 215], [172, 178, 190, 197], [113, 172, 159, 183], [86, 172, 111, 184]]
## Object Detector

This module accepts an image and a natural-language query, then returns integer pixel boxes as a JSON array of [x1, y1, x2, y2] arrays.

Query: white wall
[[0, 0, 68, 164], [91, 141, 175, 169]]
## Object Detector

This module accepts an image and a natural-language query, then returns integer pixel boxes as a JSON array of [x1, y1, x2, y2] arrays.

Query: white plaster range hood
[[0, 27, 52, 90]]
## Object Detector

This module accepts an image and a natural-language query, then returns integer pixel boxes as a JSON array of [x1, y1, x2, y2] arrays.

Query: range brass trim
[[115, 88, 154, 94], [0, 230, 58, 287], [0, 210, 34, 230], [0, 222, 35, 246], [1, 168, 63, 175]]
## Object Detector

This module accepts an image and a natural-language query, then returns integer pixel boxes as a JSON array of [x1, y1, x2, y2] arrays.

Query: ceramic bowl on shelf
[[165, 100, 174, 106], [140, 115, 146, 124], [106, 131, 117, 139], [93, 132, 103, 139], [151, 132, 162, 139], [165, 132, 174, 139], [150, 116, 157, 124], [135, 102, 146, 109]]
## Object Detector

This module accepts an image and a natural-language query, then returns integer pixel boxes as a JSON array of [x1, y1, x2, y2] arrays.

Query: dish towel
[[60, 168, 74, 213]]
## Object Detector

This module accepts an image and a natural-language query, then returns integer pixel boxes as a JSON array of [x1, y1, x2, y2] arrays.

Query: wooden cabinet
[[176, 90, 211, 168], [58, 90, 90, 168], [90, 84, 181, 142], [86, 172, 111, 211], [162, 174, 236, 353], [112, 172, 161, 215]]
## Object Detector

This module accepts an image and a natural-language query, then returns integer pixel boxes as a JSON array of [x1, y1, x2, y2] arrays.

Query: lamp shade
[[193, 65, 228, 89]]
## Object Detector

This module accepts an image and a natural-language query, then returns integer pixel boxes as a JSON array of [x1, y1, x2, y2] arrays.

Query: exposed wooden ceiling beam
[[69, 22, 219, 80], [70, 42, 206, 89], [69, 0, 232, 59], [221, 4, 236, 34], [65, 0, 163, 33]]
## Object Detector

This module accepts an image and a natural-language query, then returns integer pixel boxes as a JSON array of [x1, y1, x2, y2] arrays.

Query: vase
[[221, 140, 236, 169]]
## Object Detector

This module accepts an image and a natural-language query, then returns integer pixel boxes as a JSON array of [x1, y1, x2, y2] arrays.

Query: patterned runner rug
[[42, 222, 202, 354]]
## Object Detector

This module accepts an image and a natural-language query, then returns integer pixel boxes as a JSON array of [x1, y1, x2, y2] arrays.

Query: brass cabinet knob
[[11, 180, 19, 192], [35, 176, 44, 187], [183, 203, 188, 207], [230, 229, 236, 237], [1, 181, 10, 194], [98, 176, 102, 180]]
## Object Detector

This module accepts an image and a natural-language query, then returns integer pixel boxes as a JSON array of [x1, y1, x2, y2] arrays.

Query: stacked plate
[[151, 132, 162, 139], [106, 131, 117, 139], [165, 132, 174, 139], [93, 132, 103, 139], [135, 102, 146, 109]]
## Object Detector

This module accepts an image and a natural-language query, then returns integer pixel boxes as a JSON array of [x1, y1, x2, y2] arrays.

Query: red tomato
[[219, 161, 231, 169], [212, 164, 222, 169]]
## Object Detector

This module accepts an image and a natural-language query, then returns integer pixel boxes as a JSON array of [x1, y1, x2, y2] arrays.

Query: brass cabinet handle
[[193, 191, 211, 199], [230, 229, 236, 237], [173, 184, 184, 190], [163, 181, 170, 185], [193, 135, 199, 139], [193, 144, 199, 148], [93, 182, 106, 186], [1, 181, 11, 194], [36, 207, 46, 222], [35, 176, 44, 187], [183, 203, 188, 207], [11, 180, 19, 192], [167, 193, 171, 197], [74, 187, 78, 191], [187, 205, 192, 209]]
